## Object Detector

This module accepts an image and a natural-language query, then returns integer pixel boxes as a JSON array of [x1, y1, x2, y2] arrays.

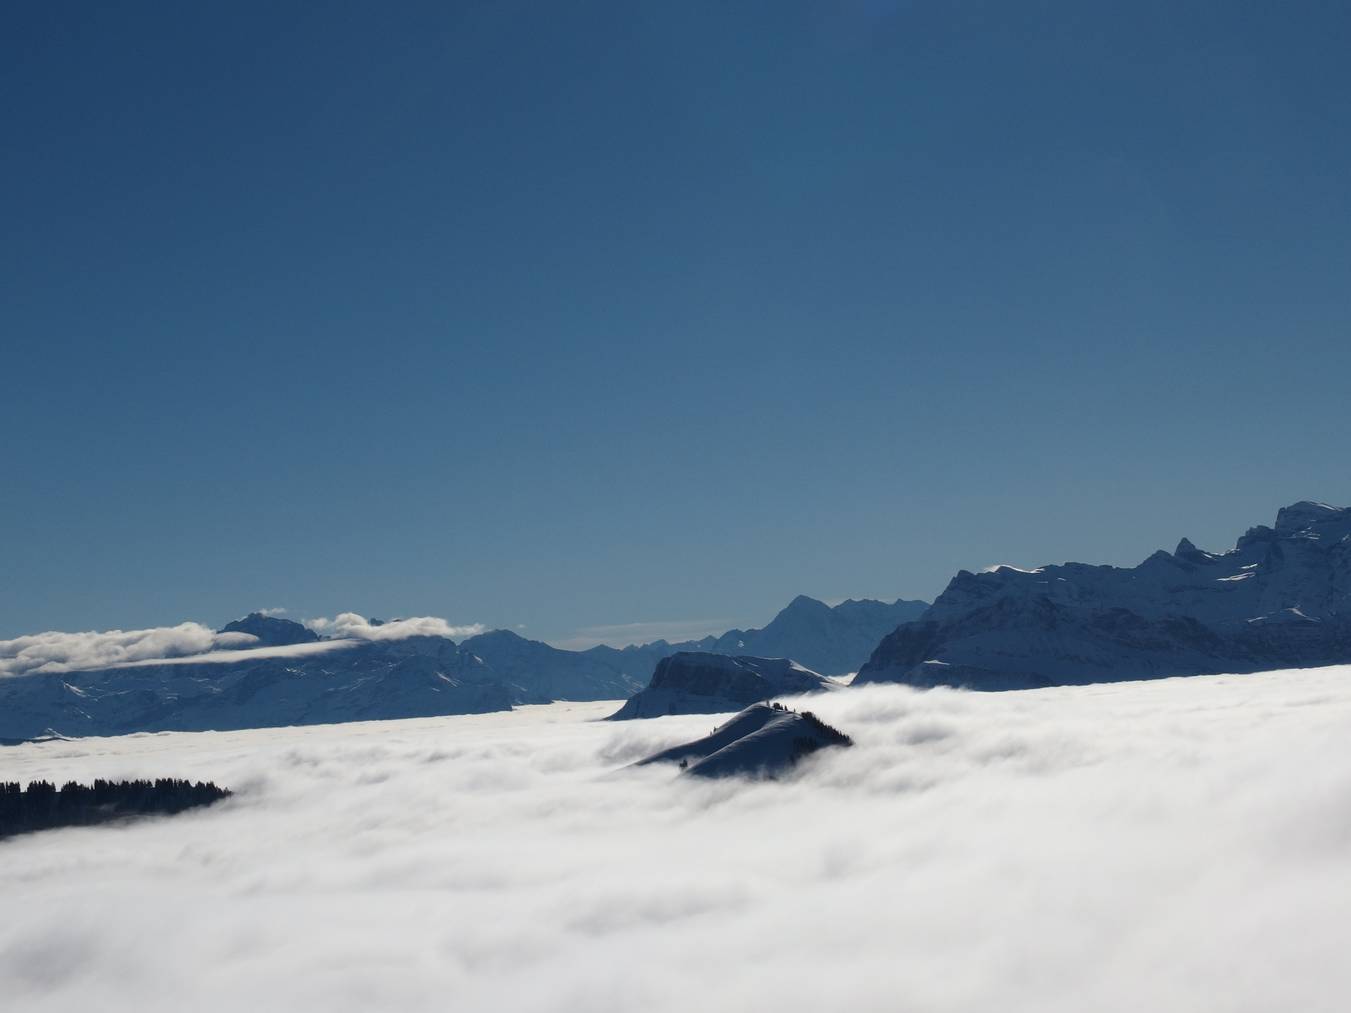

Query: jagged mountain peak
[[857, 499, 1351, 691]]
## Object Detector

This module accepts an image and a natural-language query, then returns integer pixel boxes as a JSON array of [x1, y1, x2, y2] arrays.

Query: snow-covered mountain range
[[0, 628, 513, 743], [0, 596, 920, 742], [7, 499, 1346, 742], [856, 501, 1351, 690]]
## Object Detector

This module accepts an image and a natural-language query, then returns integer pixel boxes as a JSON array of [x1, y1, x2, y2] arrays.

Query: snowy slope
[[591, 595, 927, 677]]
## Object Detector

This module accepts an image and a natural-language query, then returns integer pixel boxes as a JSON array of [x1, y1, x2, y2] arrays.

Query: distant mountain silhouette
[[585, 595, 928, 677], [459, 629, 646, 703]]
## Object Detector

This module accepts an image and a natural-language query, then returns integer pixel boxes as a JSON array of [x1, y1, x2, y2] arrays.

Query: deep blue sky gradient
[[4, 2, 1349, 643]]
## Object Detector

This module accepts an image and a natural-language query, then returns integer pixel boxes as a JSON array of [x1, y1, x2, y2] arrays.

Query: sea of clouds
[[4, 665, 1351, 1012]]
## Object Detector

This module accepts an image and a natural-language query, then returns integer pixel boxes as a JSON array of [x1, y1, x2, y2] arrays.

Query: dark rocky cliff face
[[856, 501, 1351, 690]]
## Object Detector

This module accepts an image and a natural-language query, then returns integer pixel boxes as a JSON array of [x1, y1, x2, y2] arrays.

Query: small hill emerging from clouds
[[634, 702, 853, 779], [607, 652, 836, 720]]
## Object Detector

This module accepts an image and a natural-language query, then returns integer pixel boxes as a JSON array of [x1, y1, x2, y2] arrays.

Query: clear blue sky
[[4, 2, 1349, 645]]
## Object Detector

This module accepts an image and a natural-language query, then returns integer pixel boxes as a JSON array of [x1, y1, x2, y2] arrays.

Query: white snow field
[[4, 666, 1351, 1013]]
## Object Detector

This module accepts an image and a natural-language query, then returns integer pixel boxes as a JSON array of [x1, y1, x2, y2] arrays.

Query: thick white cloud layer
[[304, 613, 486, 641], [3, 666, 1351, 1012], [0, 624, 258, 678]]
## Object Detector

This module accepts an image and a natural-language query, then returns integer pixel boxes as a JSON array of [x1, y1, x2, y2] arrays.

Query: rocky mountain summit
[[856, 501, 1351, 690], [633, 702, 853, 779], [219, 612, 319, 647], [608, 652, 836, 720]]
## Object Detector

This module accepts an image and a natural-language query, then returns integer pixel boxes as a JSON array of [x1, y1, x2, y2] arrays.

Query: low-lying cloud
[[304, 613, 486, 641], [0, 613, 488, 678], [4, 665, 1351, 1012], [0, 623, 257, 678]]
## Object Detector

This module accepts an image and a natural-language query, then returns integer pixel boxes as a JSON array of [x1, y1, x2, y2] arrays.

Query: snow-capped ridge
[[857, 500, 1351, 690]]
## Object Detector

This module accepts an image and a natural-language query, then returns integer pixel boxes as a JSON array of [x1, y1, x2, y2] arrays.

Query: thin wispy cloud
[[303, 613, 485, 641], [110, 638, 359, 667]]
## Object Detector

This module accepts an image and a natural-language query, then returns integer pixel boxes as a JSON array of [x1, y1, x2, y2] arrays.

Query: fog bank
[[4, 666, 1351, 1012]]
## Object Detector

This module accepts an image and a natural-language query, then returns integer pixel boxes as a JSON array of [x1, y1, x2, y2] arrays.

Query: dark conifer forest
[[0, 779, 231, 840]]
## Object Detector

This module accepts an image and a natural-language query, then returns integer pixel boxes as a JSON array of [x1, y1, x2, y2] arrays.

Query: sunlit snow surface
[[5, 666, 1351, 1012]]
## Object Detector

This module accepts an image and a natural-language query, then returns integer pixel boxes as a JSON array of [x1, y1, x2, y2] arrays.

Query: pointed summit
[[1174, 537, 1209, 561], [781, 594, 830, 614]]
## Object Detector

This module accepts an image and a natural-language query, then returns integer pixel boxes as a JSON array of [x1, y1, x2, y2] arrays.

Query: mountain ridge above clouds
[[0, 595, 923, 743], [856, 500, 1351, 690]]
